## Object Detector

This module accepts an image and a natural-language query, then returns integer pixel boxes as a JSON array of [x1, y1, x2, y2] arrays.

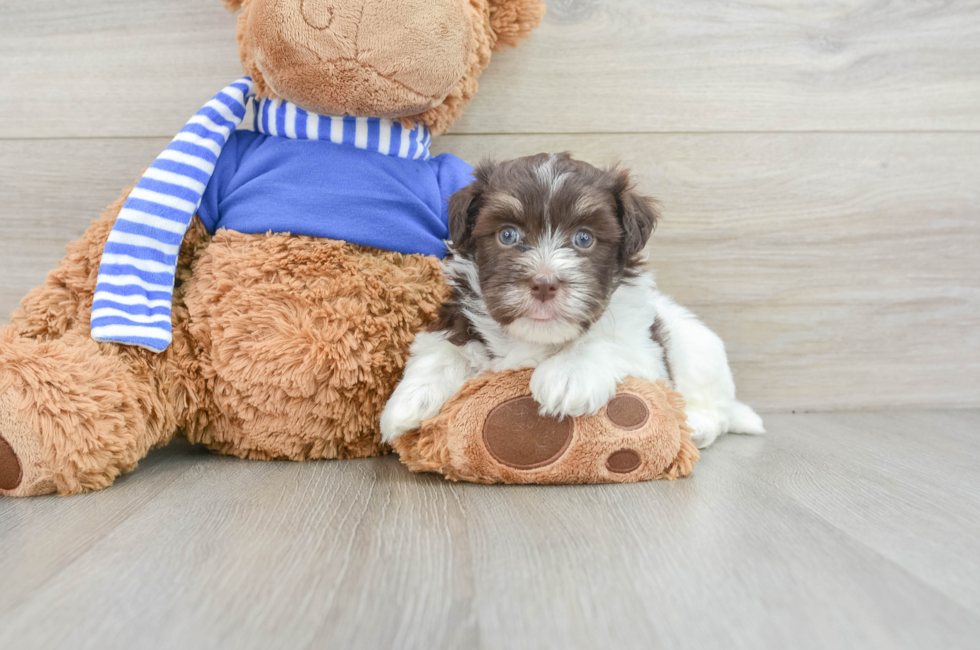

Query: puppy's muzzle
[[530, 275, 559, 303]]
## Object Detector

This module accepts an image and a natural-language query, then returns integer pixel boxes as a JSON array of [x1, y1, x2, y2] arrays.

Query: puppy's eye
[[498, 227, 521, 247], [573, 230, 594, 249]]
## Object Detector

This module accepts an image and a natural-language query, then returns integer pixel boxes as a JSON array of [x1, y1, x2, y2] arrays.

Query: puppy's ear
[[611, 169, 660, 257], [488, 0, 547, 51], [449, 161, 497, 254], [448, 185, 480, 254]]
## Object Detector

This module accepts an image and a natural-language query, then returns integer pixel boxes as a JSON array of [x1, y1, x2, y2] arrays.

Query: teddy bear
[[0, 0, 547, 497]]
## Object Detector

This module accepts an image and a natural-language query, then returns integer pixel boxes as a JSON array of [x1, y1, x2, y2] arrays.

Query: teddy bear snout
[[300, 0, 334, 30]]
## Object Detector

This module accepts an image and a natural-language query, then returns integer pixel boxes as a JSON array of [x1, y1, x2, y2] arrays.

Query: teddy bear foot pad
[[394, 369, 699, 485], [0, 391, 54, 497], [483, 394, 650, 474], [0, 433, 22, 491]]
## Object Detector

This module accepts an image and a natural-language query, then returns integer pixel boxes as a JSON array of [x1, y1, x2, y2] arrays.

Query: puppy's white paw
[[379, 406, 417, 443], [530, 358, 619, 419], [380, 392, 436, 443], [685, 410, 723, 449]]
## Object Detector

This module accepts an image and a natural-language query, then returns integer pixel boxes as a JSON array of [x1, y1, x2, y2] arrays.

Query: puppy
[[381, 153, 764, 448]]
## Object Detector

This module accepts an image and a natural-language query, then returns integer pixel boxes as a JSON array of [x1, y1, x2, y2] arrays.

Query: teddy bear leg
[[182, 231, 448, 461], [0, 387, 46, 496], [0, 328, 179, 496], [0, 191, 211, 496]]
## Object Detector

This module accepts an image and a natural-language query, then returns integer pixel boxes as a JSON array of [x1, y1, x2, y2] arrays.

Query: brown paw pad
[[483, 396, 573, 469], [606, 448, 642, 474], [0, 433, 24, 491], [606, 394, 650, 430]]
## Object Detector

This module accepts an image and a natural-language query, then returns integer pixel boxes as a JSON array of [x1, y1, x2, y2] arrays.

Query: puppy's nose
[[530, 276, 560, 302]]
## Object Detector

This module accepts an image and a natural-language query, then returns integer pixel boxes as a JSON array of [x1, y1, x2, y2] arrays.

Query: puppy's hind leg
[[726, 400, 766, 436], [684, 402, 765, 449], [683, 408, 726, 449], [652, 293, 764, 449]]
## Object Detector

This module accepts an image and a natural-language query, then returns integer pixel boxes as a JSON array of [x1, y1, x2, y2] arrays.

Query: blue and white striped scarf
[[91, 77, 433, 353]]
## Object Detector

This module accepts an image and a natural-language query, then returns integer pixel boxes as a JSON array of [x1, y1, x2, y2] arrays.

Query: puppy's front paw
[[530, 359, 619, 419], [380, 393, 434, 443]]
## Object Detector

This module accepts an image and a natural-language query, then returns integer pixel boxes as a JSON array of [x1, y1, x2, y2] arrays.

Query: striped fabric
[[92, 77, 434, 353], [253, 97, 432, 159]]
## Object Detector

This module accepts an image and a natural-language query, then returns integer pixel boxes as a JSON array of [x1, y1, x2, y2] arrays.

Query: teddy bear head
[[224, 0, 545, 135]]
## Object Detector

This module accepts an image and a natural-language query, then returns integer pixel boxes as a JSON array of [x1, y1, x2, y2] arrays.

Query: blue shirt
[[197, 130, 473, 258]]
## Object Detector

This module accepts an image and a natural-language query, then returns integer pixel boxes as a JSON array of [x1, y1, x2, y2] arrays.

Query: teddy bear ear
[[222, 0, 244, 11], [488, 0, 547, 51]]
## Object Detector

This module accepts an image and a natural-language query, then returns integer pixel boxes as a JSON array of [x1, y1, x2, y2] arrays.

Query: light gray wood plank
[[2, 0, 980, 138], [0, 137, 169, 320], [0, 0, 243, 140], [458, 0, 980, 134], [2, 413, 980, 649], [0, 441, 205, 613], [459, 429, 980, 650], [0, 447, 477, 650], [722, 410, 980, 614], [3, 134, 976, 411]]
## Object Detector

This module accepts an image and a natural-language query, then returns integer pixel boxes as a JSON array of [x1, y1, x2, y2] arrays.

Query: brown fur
[[445, 153, 660, 334], [0, 185, 447, 496], [393, 369, 698, 484], [0, 187, 211, 495], [427, 281, 487, 348], [651, 316, 673, 383], [233, 0, 545, 135], [0, 0, 543, 496], [184, 230, 447, 461]]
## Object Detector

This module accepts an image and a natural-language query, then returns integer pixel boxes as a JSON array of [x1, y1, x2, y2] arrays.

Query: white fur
[[381, 267, 764, 448], [380, 331, 489, 441], [535, 153, 572, 198], [649, 291, 766, 446]]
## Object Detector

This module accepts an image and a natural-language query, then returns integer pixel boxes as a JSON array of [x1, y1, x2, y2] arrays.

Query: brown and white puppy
[[381, 153, 764, 448]]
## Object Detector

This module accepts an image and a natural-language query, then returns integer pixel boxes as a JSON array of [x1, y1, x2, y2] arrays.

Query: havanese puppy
[[381, 153, 764, 448]]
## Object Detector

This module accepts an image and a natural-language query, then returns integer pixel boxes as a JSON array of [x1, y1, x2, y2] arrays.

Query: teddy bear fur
[[393, 370, 700, 485], [0, 0, 545, 497], [233, 0, 545, 135]]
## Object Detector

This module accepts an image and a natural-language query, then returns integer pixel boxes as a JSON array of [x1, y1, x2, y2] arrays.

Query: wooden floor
[[1, 410, 978, 649]]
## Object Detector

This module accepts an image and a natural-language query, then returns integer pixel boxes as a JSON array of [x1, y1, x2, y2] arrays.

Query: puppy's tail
[[726, 400, 766, 435]]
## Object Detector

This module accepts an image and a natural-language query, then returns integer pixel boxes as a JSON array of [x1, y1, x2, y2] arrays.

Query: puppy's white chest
[[486, 339, 561, 372]]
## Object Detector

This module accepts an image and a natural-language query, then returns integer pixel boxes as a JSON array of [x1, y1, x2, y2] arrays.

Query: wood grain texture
[[2, 412, 980, 649], [731, 410, 980, 615], [0, 442, 203, 614], [3, 134, 977, 411], [0, 138, 169, 317], [2, 0, 980, 138]]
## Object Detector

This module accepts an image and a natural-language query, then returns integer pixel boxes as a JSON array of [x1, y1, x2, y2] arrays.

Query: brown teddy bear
[[0, 0, 546, 497]]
